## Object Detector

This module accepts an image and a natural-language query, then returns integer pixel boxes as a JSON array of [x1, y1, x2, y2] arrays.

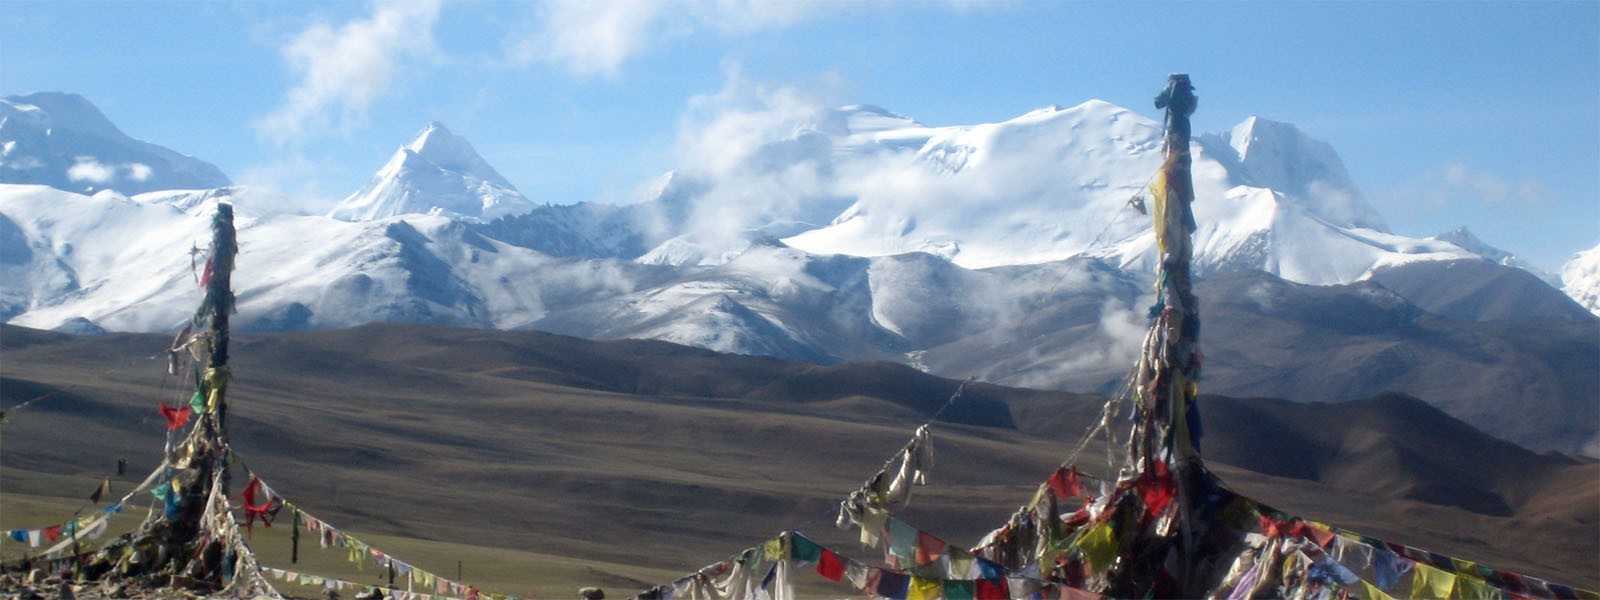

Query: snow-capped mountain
[[3, 92, 1596, 456], [783, 102, 1473, 284], [1562, 243, 1600, 316], [1430, 226, 1558, 285], [329, 122, 537, 223], [0, 92, 230, 195]]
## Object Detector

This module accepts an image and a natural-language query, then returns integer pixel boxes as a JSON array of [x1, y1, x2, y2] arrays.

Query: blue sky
[[3, 0, 1596, 270]]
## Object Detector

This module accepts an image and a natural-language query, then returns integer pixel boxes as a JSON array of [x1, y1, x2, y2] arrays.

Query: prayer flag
[[1077, 522, 1117, 573], [762, 537, 784, 561], [943, 580, 975, 600], [158, 403, 192, 430], [89, 479, 111, 504], [817, 549, 845, 582], [1137, 461, 1175, 518], [1047, 466, 1084, 500], [791, 533, 822, 564], [889, 519, 916, 564], [915, 530, 946, 565], [1411, 562, 1456, 599], [1307, 522, 1336, 548], [974, 577, 1008, 600], [1360, 580, 1395, 600], [908, 577, 941, 600], [875, 570, 910, 600], [42, 525, 60, 542]]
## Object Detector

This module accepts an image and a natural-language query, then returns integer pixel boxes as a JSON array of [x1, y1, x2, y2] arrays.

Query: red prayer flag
[[975, 577, 1009, 600], [816, 549, 845, 582], [158, 403, 192, 430], [1308, 523, 1335, 547], [1047, 466, 1084, 499], [915, 530, 947, 565], [1258, 514, 1281, 538], [1137, 461, 1175, 518], [42, 525, 61, 542]]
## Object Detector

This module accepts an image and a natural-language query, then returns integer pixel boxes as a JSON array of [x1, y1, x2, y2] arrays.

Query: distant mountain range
[[1, 92, 1595, 457]]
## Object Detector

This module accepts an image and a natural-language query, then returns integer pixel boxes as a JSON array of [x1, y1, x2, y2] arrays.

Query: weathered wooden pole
[[1110, 73, 1205, 598], [90, 202, 239, 590]]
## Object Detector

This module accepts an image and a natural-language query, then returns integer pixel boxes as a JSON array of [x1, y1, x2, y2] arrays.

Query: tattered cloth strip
[[836, 425, 935, 536], [240, 475, 284, 531]]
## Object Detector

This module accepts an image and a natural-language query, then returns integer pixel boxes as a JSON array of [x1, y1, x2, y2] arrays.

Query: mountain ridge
[[0, 92, 230, 195]]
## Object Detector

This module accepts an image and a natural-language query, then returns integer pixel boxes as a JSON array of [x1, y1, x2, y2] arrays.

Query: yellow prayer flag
[[1411, 563, 1457, 599], [1362, 580, 1396, 600], [908, 576, 942, 600], [1454, 575, 1498, 600], [763, 537, 784, 561], [1076, 522, 1117, 573], [1149, 171, 1171, 255], [202, 367, 229, 413]]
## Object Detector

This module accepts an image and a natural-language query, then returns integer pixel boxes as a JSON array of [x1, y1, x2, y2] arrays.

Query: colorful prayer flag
[[1047, 466, 1084, 500], [1411, 562, 1457, 599], [158, 403, 192, 430], [817, 549, 845, 582]]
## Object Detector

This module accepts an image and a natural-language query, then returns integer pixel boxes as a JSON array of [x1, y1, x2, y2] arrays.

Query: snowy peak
[[329, 122, 535, 223], [1561, 243, 1600, 316], [1430, 226, 1557, 284], [3, 92, 124, 139], [0, 92, 231, 195], [404, 122, 516, 190], [1213, 116, 1386, 231]]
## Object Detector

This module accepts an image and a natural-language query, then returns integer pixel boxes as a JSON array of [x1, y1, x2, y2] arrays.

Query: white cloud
[[236, 153, 345, 216], [642, 66, 843, 256], [255, 0, 442, 143], [1374, 163, 1555, 215], [125, 163, 153, 182], [508, 0, 815, 76], [67, 157, 115, 184]]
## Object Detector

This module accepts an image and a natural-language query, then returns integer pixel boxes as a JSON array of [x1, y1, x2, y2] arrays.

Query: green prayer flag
[[189, 390, 206, 414], [943, 580, 975, 600], [1454, 575, 1498, 600], [791, 533, 822, 564]]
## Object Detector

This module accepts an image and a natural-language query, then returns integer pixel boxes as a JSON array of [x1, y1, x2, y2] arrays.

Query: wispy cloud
[[506, 0, 815, 77], [1373, 163, 1555, 215], [255, 0, 442, 144], [236, 153, 345, 216], [66, 157, 116, 184], [640, 65, 845, 257]]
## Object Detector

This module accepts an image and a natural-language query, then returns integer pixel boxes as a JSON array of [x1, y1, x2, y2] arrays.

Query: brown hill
[[1, 323, 1594, 594]]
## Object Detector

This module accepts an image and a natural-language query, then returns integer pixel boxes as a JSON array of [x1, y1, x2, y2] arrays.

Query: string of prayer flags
[[222, 464, 507, 600]]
